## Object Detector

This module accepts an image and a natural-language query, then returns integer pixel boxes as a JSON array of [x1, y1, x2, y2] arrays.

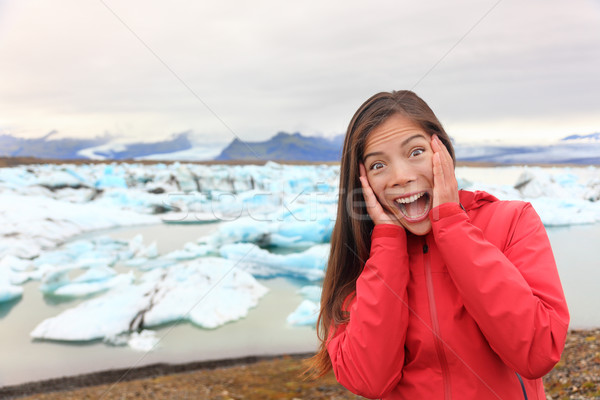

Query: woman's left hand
[[431, 134, 459, 208]]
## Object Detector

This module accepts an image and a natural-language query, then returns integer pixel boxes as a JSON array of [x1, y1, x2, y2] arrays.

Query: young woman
[[311, 90, 569, 399]]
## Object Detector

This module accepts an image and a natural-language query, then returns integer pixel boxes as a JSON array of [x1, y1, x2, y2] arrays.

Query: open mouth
[[394, 191, 431, 222]]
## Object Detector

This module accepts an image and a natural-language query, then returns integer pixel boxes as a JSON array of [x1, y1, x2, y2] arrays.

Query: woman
[[311, 90, 569, 399]]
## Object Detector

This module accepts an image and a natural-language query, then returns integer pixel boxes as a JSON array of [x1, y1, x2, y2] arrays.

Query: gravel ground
[[2, 329, 598, 400]]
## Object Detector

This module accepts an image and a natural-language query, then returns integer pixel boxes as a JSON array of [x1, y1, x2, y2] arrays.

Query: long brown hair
[[307, 90, 455, 377]]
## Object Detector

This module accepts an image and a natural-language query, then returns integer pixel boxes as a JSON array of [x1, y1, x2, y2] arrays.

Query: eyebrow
[[363, 133, 428, 161]]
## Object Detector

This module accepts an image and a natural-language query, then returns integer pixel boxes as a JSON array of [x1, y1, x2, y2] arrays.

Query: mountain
[[80, 132, 193, 160], [0, 131, 193, 160], [215, 132, 342, 162], [560, 132, 600, 143], [454, 139, 600, 164], [0, 131, 111, 159], [1, 130, 598, 164]]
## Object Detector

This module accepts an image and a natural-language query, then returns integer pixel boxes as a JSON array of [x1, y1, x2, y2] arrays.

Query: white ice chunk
[[95, 165, 128, 189], [219, 243, 328, 280], [53, 272, 134, 298], [0, 255, 33, 272], [0, 284, 23, 302], [514, 168, 585, 199], [127, 330, 160, 352], [72, 265, 117, 283], [287, 285, 322, 327], [528, 197, 600, 226], [298, 285, 322, 302], [286, 299, 319, 326], [164, 242, 210, 260], [30, 258, 268, 341], [0, 192, 159, 259]]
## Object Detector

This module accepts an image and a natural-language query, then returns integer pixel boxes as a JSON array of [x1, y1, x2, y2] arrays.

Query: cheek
[[367, 175, 385, 197]]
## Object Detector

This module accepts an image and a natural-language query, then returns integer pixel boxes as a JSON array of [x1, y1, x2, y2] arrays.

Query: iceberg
[[30, 258, 268, 341], [0, 192, 159, 259], [0, 284, 23, 302], [458, 166, 600, 225], [0, 255, 28, 301], [44, 268, 135, 298], [286, 299, 319, 326], [287, 285, 322, 326], [219, 243, 329, 281]]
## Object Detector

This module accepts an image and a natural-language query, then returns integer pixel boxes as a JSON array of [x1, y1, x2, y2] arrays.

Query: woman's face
[[363, 113, 434, 236]]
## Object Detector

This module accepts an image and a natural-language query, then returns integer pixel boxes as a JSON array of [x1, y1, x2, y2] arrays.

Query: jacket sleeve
[[431, 202, 570, 379], [327, 224, 411, 399]]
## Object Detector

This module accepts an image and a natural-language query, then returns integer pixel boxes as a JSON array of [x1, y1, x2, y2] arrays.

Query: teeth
[[396, 192, 425, 204]]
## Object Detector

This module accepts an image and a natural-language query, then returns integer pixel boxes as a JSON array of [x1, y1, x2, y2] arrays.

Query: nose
[[389, 163, 416, 188]]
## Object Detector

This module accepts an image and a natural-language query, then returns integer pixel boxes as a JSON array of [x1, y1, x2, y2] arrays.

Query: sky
[[0, 0, 599, 146]]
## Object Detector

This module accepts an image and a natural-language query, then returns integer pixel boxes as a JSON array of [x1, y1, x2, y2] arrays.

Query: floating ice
[[163, 242, 211, 260], [286, 300, 319, 326], [0, 192, 159, 259], [30, 258, 268, 341], [219, 243, 329, 281], [42, 266, 134, 298], [0, 284, 23, 303], [458, 166, 600, 225], [127, 330, 160, 352], [297, 285, 322, 302], [203, 211, 335, 249], [0, 256, 28, 301], [95, 165, 128, 189], [287, 285, 322, 326], [104, 330, 160, 352]]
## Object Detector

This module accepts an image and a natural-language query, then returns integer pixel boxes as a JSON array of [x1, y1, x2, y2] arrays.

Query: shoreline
[[3, 329, 599, 399], [0, 352, 314, 399]]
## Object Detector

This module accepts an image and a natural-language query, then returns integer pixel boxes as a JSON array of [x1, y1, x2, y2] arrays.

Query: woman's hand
[[431, 134, 459, 209], [359, 163, 401, 226]]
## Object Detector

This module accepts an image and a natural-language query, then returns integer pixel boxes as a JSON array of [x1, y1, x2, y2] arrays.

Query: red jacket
[[327, 190, 569, 399]]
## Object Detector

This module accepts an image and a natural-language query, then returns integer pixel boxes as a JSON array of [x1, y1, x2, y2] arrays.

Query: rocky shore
[[1, 329, 597, 399]]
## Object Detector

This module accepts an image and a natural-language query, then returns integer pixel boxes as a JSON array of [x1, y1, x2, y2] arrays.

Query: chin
[[402, 220, 432, 236]]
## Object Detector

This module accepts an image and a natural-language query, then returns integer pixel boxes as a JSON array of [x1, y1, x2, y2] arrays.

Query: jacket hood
[[459, 190, 499, 212]]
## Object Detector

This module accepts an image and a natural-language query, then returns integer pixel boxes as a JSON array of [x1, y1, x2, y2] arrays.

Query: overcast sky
[[1, 0, 599, 145]]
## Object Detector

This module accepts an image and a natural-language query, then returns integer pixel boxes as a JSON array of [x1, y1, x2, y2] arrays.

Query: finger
[[437, 137, 454, 170], [432, 152, 443, 198], [433, 152, 443, 181], [432, 136, 459, 206], [431, 134, 441, 152], [435, 136, 457, 185]]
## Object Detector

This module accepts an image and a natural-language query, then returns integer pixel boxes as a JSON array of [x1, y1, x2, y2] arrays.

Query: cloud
[[0, 0, 599, 143]]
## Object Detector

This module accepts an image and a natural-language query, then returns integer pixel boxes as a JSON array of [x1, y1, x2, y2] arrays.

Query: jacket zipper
[[516, 372, 528, 399], [423, 242, 452, 400]]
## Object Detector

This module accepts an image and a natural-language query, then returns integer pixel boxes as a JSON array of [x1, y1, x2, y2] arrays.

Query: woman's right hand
[[359, 163, 402, 226]]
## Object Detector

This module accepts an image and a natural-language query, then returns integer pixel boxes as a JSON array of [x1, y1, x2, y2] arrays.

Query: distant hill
[[80, 132, 193, 160], [454, 140, 600, 165], [0, 131, 193, 160], [1, 129, 598, 164], [215, 132, 342, 162], [560, 132, 600, 143], [0, 131, 111, 159]]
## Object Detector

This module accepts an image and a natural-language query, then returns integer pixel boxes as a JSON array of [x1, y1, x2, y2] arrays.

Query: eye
[[369, 161, 385, 171], [410, 148, 424, 157]]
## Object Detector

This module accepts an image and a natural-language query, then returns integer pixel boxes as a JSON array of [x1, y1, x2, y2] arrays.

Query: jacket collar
[[459, 190, 499, 212]]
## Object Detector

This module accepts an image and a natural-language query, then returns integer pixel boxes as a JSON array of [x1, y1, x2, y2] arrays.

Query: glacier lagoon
[[0, 223, 319, 386], [0, 162, 599, 386]]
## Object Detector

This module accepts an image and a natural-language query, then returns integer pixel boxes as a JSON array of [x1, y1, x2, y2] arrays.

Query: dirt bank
[[2, 329, 598, 399]]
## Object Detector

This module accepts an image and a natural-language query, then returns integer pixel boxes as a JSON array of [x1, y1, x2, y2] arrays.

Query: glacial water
[[0, 221, 598, 387]]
